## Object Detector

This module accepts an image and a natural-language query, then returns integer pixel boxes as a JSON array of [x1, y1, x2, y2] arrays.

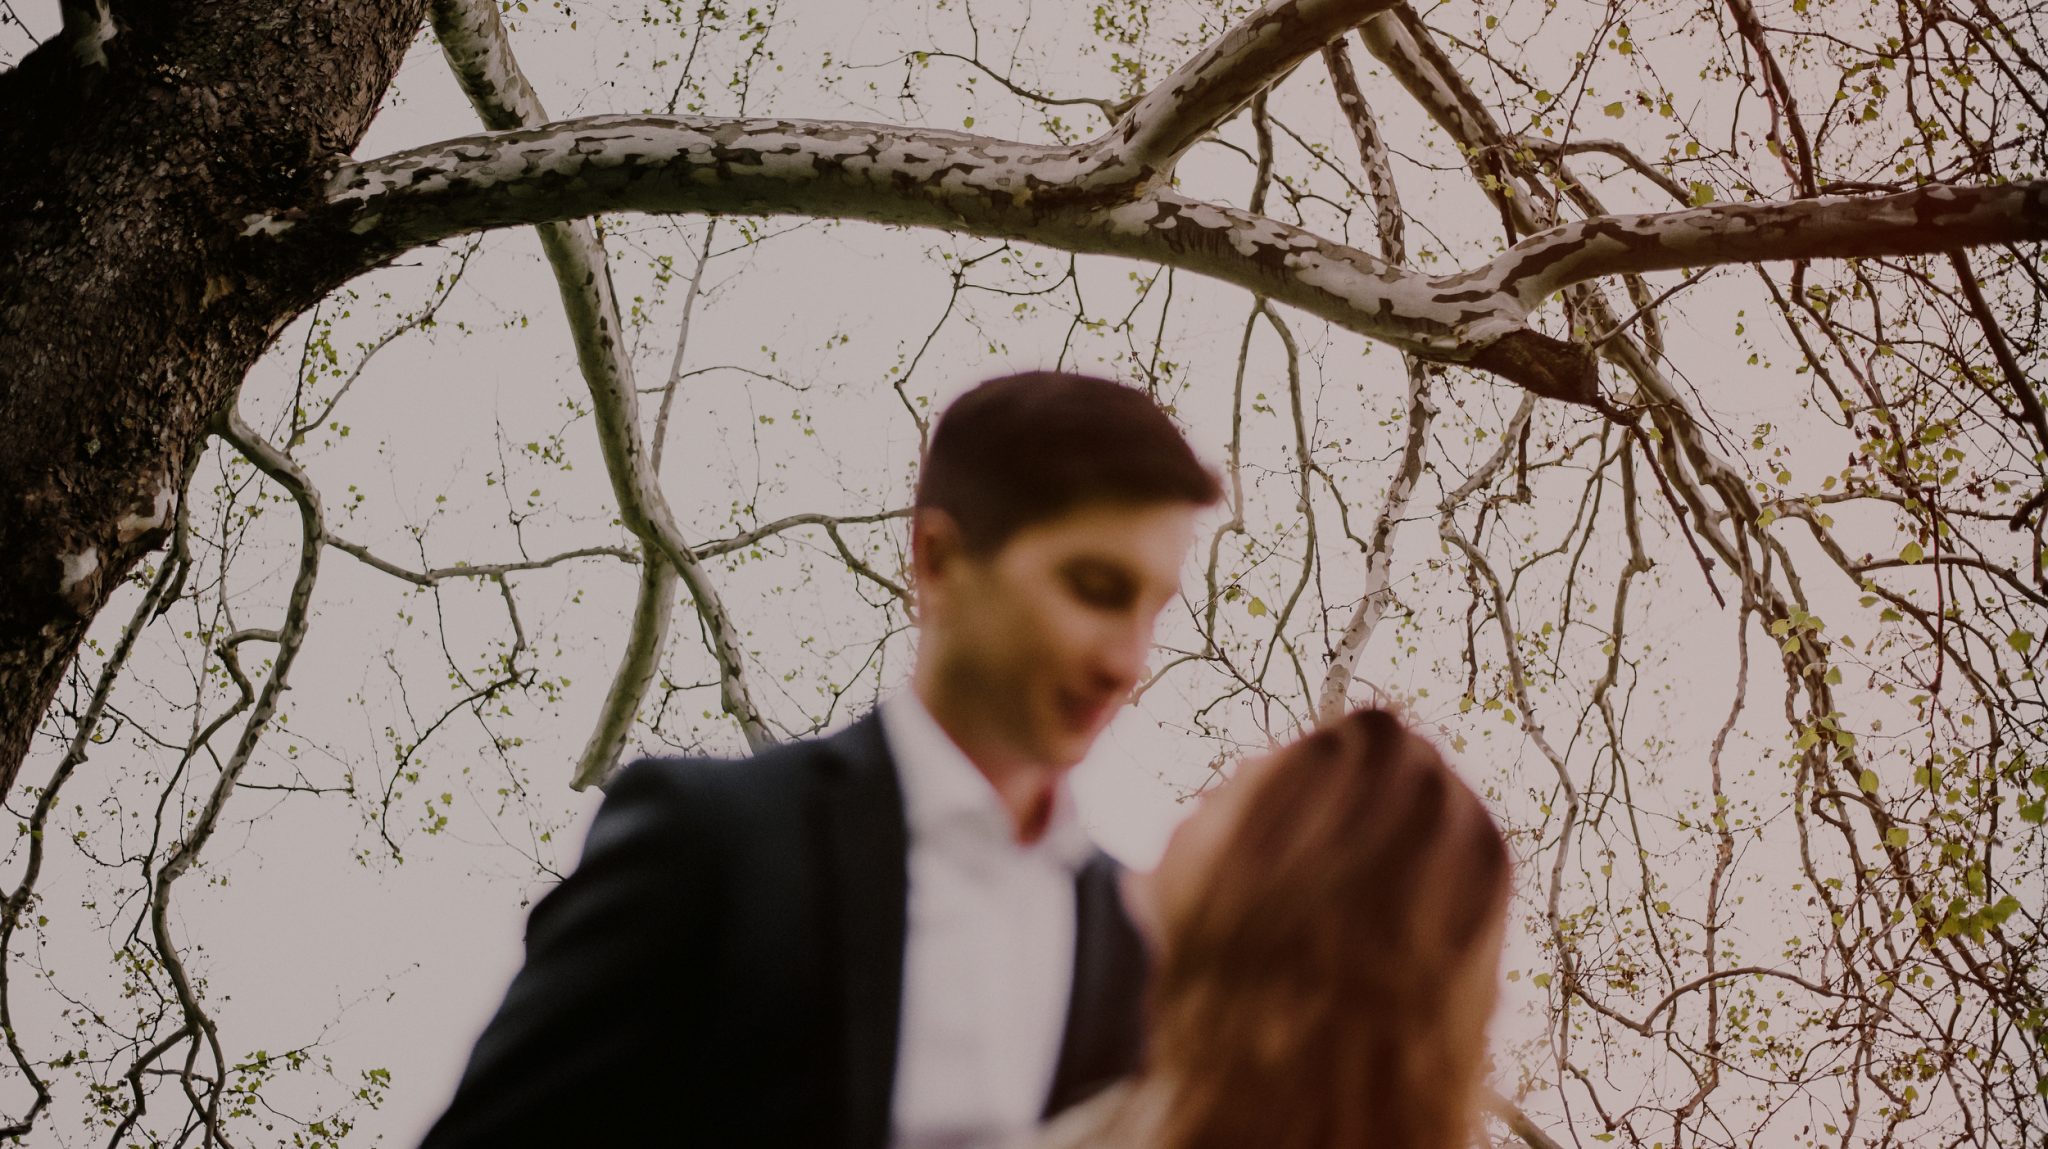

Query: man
[[420, 372, 1220, 1149]]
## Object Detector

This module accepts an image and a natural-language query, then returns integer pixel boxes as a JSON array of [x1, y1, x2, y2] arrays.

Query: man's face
[[916, 500, 1200, 768]]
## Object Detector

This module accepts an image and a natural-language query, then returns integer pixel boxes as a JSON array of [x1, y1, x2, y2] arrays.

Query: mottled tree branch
[[429, 0, 771, 781], [1314, 36, 1434, 722], [270, 101, 2043, 412], [1092, 0, 1400, 183]]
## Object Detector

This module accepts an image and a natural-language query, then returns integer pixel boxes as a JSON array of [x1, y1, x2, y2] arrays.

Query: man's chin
[[1039, 717, 1115, 767]]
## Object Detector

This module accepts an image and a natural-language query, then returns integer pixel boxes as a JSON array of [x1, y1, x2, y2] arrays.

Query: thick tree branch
[[1096, 0, 1399, 182], [428, 0, 545, 130], [428, 0, 771, 776], [571, 553, 677, 790], [1315, 38, 1434, 722], [1946, 248, 2048, 461], [1485, 182, 2048, 307], [58, 0, 113, 69], [1358, 8, 1548, 238], [267, 114, 1583, 396], [261, 7, 2044, 414]]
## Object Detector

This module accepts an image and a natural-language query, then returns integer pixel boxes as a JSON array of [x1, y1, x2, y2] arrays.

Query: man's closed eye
[[1062, 561, 1138, 611]]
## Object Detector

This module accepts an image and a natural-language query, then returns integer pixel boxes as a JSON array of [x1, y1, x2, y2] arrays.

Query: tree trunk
[[0, 1, 426, 792]]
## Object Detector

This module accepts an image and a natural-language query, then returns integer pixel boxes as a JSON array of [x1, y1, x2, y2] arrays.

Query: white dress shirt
[[883, 693, 1095, 1149]]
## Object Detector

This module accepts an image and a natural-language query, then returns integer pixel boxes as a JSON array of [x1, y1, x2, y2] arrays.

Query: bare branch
[[1513, 135, 1695, 207], [917, 50, 1130, 120], [1947, 248, 2048, 460], [324, 536, 637, 586], [1723, 0, 1818, 196], [689, 508, 912, 559], [1483, 1088, 1569, 1149], [139, 405, 330, 1146]]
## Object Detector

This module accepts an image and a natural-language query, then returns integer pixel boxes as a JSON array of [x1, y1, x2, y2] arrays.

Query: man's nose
[[1094, 619, 1153, 687]]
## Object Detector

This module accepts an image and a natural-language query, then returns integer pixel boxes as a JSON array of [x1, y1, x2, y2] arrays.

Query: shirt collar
[[880, 692, 1094, 870]]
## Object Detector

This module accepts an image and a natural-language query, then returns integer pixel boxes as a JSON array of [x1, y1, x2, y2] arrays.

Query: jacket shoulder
[[606, 719, 874, 815]]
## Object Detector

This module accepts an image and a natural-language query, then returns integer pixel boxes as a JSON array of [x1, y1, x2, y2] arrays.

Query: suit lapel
[[812, 713, 909, 1149], [1042, 851, 1150, 1119]]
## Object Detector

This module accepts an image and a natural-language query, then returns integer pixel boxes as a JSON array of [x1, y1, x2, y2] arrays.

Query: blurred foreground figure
[[1035, 709, 1513, 1149], [420, 373, 1219, 1149]]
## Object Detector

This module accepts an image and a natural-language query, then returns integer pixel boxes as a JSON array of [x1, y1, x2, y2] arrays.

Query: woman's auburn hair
[[1143, 709, 1512, 1149]]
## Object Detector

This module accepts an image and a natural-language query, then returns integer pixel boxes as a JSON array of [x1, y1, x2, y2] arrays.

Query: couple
[[419, 373, 1511, 1149]]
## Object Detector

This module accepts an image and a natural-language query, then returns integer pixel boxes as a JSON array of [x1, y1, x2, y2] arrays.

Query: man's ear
[[909, 508, 965, 619]]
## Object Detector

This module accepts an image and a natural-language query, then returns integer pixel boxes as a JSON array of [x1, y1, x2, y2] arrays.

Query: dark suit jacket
[[419, 712, 1148, 1149]]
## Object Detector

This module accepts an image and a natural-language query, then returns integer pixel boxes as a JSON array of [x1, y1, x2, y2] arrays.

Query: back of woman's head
[[1147, 710, 1511, 1149]]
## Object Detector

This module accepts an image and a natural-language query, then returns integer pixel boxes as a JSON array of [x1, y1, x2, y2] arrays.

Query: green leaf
[[1984, 895, 2022, 926], [1603, 101, 1626, 117], [1246, 596, 1268, 617], [1689, 180, 1715, 206], [1884, 826, 1909, 849], [1859, 768, 1881, 794], [1900, 540, 1925, 564], [2009, 628, 2035, 654]]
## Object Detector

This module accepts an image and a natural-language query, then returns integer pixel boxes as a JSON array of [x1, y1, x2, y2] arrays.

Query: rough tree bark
[[0, 2, 429, 794]]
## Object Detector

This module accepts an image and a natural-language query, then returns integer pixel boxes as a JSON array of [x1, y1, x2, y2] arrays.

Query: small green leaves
[[1900, 540, 1925, 564]]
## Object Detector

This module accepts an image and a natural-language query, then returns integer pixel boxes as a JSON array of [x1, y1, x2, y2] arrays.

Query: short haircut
[[915, 372, 1221, 554]]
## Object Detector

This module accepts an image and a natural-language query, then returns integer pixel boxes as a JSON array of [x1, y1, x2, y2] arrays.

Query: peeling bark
[[429, 0, 772, 765], [259, 111, 2043, 412]]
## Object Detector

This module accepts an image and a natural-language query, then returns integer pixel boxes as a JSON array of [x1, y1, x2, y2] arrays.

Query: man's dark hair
[[916, 371, 1222, 554]]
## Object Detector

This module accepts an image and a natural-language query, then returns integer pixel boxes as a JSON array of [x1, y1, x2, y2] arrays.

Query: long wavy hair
[[1143, 709, 1512, 1149]]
